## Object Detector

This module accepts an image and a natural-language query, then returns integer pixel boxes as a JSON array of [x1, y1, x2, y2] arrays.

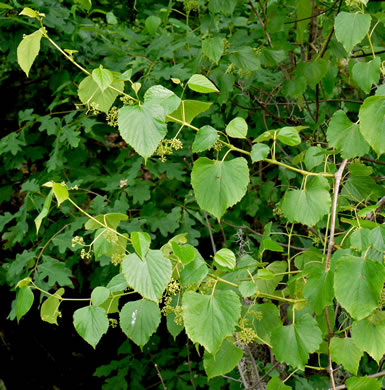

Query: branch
[[154, 364, 167, 390], [325, 159, 348, 270], [285, 0, 339, 24], [329, 370, 385, 390], [351, 49, 385, 58], [249, 0, 273, 48], [366, 195, 385, 221], [361, 156, 385, 166]]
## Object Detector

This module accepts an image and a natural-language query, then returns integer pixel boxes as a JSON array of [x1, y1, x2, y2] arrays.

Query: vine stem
[[67, 198, 131, 243], [324, 159, 347, 390], [325, 159, 348, 270]]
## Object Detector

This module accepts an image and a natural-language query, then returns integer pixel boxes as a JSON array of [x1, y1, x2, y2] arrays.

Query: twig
[[361, 157, 385, 166], [33, 224, 69, 272], [154, 364, 167, 390], [218, 221, 228, 248], [351, 49, 385, 58], [318, 0, 343, 59], [203, 211, 216, 255], [238, 362, 249, 389], [366, 195, 385, 221], [285, 0, 339, 24], [328, 352, 337, 390], [249, 0, 273, 48], [221, 375, 242, 383], [246, 346, 263, 390], [256, 361, 280, 386], [325, 159, 348, 270], [186, 341, 196, 390], [222, 221, 307, 251]]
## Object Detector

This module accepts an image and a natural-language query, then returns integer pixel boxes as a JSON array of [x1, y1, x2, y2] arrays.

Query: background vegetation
[[1, 0, 385, 389]]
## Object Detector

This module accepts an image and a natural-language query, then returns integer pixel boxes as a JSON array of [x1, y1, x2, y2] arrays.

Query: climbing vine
[[2, 0, 385, 388]]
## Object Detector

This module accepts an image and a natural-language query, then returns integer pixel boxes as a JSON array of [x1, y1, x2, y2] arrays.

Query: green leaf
[[303, 263, 334, 315], [225, 117, 247, 139], [145, 15, 161, 35], [182, 290, 241, 354], [180, 254, 208, 287], [16, 286, 34, 322], [118, 102, 167, 160], [281, 176, 331, 226], [359, 96, 385, 156], [304, 146, 324, 170], [187, 74, 219, 94], [334, 255, 385, 320], [229, 46, 260, 71], [251, 143, 270, 162], [203, 337, 243, 379], [351, 311, 385, 363], [91, 286, 110, 306], [143, 85, 181, 115], [73, 306, 109, 349], [192, 125, 218, 153], [78, 75, 124, 113], [120, 299, 161, 348], [52, 182, 69, 206], [131, 231, 151, 260], [85, 213, 128, 230], [36, 256, 73, 287], [92, 66, 113, 92], [214, 248, 236, 270], [330, 337, 363, 375], [352, 57, 381, 94], [171, 242, 195, 265], [277, 127, 303, 146], [167, 100, 212, 124], [255, 261, 287, 295], [346, 376, 381, 390], [191, 157, 250, 220], [327, 110, 370, 159], [35, 189, 53, 234], [19, 7, 39, 18], [266, 376, 292, 390], [40, 288, 64, 325], [295, 0, 312, 44], [271, 313, 322, 370], [107, 273, 129, 292], [349, 163, 372, 177], [244, 303, 282, 345], [334, 12, 371, 53], [166, 294, 184, 339], [202, 37, 224, 64], [122, 250, 172, 302], [93, 229, 126, 260], [17, 29, 43, 77], [303, 59, 328, 89]]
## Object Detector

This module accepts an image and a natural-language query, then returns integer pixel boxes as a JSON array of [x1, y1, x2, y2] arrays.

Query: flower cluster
[[236, 327, 258, 346], [80, 248, 92, 260], [236, 318, 258, 346], [111, 252, 125, 266], [89, 102, 100, 115], [184, 0, 199, 12], [166, 278, 181, 295], [106, 106, 119, 127], [109, 318, 118, 328], [211, 139, 223, 152], [72, 236, 84, 247], [155, 138, 183, 162]]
